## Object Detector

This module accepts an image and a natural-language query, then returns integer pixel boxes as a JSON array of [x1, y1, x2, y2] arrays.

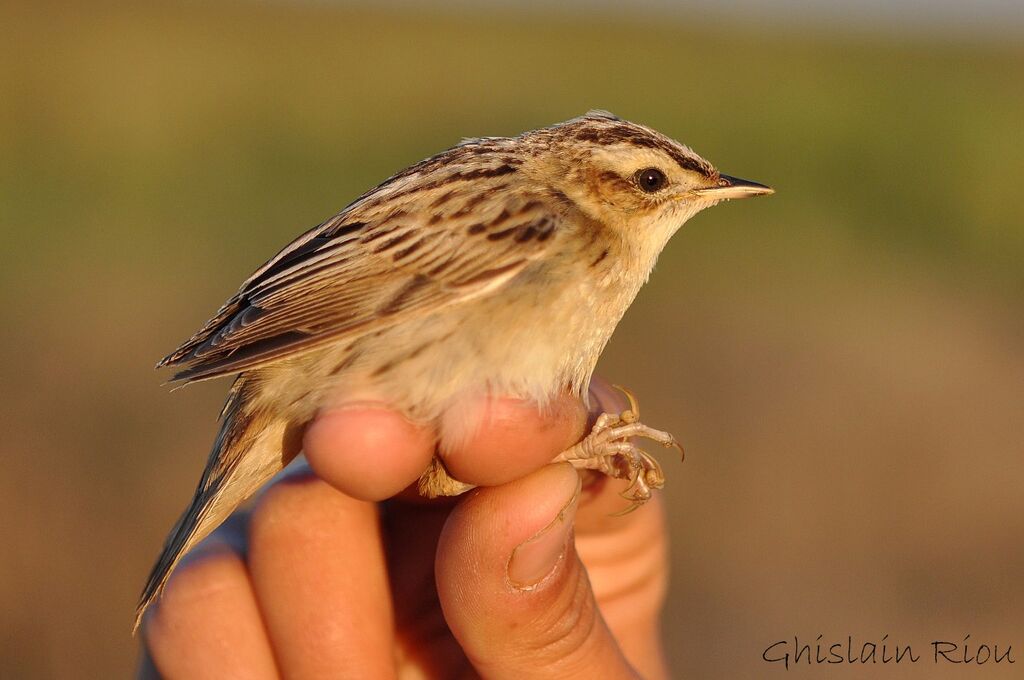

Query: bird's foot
[[555, 385, 684, 513]]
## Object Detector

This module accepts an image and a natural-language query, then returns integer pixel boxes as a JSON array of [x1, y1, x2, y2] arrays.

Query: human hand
[[138, 378, 670, 679]]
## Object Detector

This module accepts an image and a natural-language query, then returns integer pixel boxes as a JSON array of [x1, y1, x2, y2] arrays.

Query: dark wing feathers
[[160, 186, 559, 382]]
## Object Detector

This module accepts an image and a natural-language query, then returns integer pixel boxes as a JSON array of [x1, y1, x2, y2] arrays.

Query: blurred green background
[[2, 1, 1022, 677]]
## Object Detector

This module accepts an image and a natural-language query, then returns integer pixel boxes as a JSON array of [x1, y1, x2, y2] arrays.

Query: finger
[[573, 381, 672, 678], [304, 403, 436, 501], [438, 392, 587, 487], [247, 469, 396, 678], [436, 462, 639, 679], [380, 499, 469, 677], [135, 648, 160, 680], [142, 514, 278, 680], [585, 377, 626, 424], [574, 489, 670, 679]]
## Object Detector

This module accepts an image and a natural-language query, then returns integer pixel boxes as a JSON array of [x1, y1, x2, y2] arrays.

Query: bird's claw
[[555, 385, 682, 513]]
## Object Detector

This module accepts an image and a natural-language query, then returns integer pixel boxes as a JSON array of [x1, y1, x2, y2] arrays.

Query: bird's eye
[[635, 167, 668, 193]]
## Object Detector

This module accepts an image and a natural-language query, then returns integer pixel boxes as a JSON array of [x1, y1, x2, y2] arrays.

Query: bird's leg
[[554, 385, 684, 512]]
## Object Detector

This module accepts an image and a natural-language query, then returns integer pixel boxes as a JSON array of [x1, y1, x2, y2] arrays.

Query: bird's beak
[[694, 174, 774, 200]]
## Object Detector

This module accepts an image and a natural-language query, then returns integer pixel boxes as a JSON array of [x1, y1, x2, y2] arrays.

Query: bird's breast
[[269, 248, 645, 424]]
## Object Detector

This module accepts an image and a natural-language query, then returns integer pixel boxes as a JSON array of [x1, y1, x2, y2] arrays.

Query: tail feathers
[[134, 378, 300, 633]]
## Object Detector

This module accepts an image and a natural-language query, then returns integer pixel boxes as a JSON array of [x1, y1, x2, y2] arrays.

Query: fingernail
[[586, 379, 626, 418], [507, 468, 581, 589]]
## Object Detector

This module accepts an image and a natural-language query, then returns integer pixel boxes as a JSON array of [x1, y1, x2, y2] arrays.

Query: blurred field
[[1, 1, 1022, 677]]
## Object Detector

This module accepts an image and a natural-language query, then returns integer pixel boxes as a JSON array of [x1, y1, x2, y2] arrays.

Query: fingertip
[[435, 463, 638, 679], [304, 406, 436, 501], [439, 393, 587, 487], [435, 462, 584, 625], [143, 534, 277, 680], [438, 462, 581, 569], [575, 476, 668, 535], [145, 544, 249, 638]]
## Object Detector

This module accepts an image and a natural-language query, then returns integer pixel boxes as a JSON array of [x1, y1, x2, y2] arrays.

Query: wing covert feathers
[[159, 160, 561, 382]]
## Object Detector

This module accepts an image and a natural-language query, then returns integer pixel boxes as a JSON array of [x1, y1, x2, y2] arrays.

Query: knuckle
[[148, 546, 247, 631], [518, 564, 601, 663], [249, 472, 367, 547], [249, 474, 323, 538]]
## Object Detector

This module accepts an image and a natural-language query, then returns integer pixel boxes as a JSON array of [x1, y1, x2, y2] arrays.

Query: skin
[[138, 377, 671, 679]]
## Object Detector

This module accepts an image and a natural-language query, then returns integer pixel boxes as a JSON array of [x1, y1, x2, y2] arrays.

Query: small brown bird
[[136, 110, 772, 630]]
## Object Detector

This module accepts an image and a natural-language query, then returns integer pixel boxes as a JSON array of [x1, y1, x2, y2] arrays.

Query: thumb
[[435, 463, 639, 680]]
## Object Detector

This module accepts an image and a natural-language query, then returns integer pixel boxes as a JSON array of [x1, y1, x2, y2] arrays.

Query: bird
[[136, 110, 772, 630]]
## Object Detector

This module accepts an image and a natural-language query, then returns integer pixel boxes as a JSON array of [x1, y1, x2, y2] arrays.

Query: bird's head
[[524, 110, 773, 252]]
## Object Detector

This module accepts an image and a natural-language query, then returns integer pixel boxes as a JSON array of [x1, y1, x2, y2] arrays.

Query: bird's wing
[[159, 188, 563, 382]]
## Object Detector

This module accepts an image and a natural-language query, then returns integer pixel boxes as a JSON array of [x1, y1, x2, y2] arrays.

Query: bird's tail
[[134, 376, 301, 633]]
